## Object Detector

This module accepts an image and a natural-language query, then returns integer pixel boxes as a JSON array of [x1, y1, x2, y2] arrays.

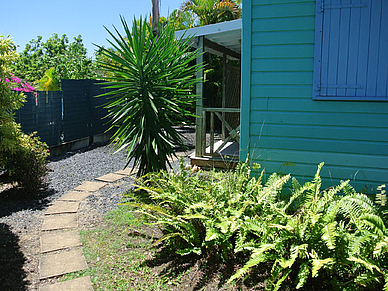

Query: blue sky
[[0, 0, 182, 57]]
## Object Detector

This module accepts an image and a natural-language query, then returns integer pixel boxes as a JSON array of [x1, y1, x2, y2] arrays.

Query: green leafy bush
[[0, 35, 49, 193], [3, 131, 49, 191]]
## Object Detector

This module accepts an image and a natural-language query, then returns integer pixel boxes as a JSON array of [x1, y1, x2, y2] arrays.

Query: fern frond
[[176, 246, 201, 256], [373, 238, 388, 257], [311, 162, 324, 200], [359, 213, 387, 238], [326, 179, 350, 198], [295, 262, 310, 289], [376, 185, 387, 205], [278, 244, 299, 268], [354, 272, 381, 288], [347, 256, 382, 274], [269, 223, 295, 232], [126, 201, 175, 218], [228, 243, 275, 283], [177, 213, 207, 220], [321, 222, 338, 250], [153, 232, 180, 246], [311, 258, 334, 277], [273, 268, 292, 291]]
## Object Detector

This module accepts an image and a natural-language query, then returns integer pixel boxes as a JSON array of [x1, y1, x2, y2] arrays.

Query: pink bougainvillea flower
[[5, 73, 35, 92]]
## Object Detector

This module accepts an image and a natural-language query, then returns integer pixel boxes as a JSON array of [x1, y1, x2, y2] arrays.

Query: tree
[[180, 0, 242, 27], [11, 34, 97, 86], [167, 9, 197, 30], [96, 17, 202, 176]]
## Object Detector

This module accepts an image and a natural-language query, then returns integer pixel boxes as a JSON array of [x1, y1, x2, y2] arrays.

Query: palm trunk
[[152, 0, 159, 37]]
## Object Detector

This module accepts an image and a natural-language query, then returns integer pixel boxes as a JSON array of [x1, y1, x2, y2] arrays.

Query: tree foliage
[[11, 33, 96, 85], [179, 0, 242, 27]]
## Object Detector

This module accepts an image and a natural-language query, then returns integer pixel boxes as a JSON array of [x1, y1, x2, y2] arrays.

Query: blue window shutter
[[313, 0, 388, 101]]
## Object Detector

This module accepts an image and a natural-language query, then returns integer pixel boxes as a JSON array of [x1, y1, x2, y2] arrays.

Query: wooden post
[[210, 111, 214, 155], [195, 36, 205, 157], [222, 53, 227, 141]]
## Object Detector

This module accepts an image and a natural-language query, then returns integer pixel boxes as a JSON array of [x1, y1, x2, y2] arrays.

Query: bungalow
[[176, 0, 387, 193], [241, 0, 388, 193]]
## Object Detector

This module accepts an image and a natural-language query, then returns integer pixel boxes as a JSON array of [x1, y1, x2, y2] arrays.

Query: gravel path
[[0, 127, 195, 290]]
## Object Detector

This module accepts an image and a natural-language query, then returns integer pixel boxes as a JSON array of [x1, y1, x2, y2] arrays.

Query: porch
[[175, 19, 242, 168]]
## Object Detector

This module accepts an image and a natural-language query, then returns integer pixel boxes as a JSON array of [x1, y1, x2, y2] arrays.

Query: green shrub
[[0, 35, 49, 193], [3, 131, 49, 192]]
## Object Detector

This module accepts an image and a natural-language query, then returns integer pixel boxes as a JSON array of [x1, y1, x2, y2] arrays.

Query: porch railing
[[200, 107, 240, 156]]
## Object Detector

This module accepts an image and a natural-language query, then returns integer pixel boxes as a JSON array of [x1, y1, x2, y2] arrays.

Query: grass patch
[[77, 206, 175, 290], [68, 206, 193, 290], [70, 205, 253, 290]]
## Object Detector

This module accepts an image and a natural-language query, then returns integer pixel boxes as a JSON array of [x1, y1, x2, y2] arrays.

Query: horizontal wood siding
[[243, 0, 388, 193]]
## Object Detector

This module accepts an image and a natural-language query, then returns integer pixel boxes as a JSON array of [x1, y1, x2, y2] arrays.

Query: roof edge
[[175, 19, 242, 39]]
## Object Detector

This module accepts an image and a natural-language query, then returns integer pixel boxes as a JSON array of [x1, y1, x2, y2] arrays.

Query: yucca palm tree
[[96, 17, 202, 176]]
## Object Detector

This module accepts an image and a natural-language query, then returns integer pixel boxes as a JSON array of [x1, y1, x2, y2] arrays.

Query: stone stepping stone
[[39, 249, 88, 279], [95, 173, 124, 182], [115, 167, 137, 176], [45, 202, 79, 215], [58, 191, 91, 201], [41, 230, 82, 253], [42, 214, 78, 231], [39, 276, 93, 291], [74, 181, 107, 192]]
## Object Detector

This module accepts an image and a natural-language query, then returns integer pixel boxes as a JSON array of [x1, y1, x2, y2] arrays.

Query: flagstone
[[39, 276, 93, 291], [115, 167, 137, 176], [42, 214, 78, 231], [74, 181, 107, 192], [95, 173, 124, 182], [40, 230, 82, 253], [45, 202, 79, 215], [58, 191, 91, 201], [39, 249, 88, 279]]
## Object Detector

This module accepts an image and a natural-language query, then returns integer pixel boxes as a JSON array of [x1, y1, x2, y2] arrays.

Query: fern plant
[[229, 163, 388, 291], [122, 160, 289, 262]]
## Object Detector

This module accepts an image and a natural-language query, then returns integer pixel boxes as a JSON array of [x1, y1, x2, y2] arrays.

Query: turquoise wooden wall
[[240, 0, 388, 193]]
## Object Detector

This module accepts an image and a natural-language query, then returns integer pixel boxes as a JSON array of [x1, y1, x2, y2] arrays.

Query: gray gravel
[[47, 144, 132, 213]]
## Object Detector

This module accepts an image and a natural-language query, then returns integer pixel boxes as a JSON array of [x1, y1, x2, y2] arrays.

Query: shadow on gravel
[[0, 184, 53, 219], [48, 142, 109, 162], [0, 223, 29, 291]]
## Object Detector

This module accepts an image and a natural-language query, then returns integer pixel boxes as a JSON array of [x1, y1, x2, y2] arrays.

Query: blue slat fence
[[15, 79, 112, 147]]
